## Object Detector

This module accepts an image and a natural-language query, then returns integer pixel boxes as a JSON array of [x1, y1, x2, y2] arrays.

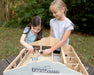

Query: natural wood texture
[[4, 48, 26, 71], [0, 56, 93, 75], [3, 37, 89, 75], [16, 51, 52, 68], [30, 37, 59, 46], [61, 44, 89, 75]]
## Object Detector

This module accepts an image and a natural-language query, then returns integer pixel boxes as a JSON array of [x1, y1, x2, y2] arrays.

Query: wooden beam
[[70, 45, 89, 75], [4, 48, 26, 71], [61, 47, 67, 64]]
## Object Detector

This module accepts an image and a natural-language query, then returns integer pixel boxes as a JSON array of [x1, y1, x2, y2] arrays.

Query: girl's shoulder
[[64, 18, 74, 31], [50, 18, 56, 22], [24, 27, 30, 30], [65, 18, 74, 26], [23, 27, 30, 33], [50, 18, 57, 24]]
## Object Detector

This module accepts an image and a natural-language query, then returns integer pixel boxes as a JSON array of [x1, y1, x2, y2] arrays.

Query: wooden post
[[0, 0, 1, 21], [0, 0, 8, 21]]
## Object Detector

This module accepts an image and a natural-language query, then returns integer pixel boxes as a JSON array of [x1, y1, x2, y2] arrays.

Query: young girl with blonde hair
[[43, 0, 74, 55]]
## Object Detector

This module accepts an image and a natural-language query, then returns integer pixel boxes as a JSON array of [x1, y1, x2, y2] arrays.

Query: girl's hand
[[26, 45, 34, 53], [43, 49, 52, 55]]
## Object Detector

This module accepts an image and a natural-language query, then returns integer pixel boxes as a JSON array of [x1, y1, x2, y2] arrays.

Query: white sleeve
[[50, 18, 55, 28], [65, 22, 74, 31]]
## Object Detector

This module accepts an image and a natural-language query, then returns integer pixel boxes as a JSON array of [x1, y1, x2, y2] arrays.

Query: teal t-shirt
[[23, 27, 37, 44]]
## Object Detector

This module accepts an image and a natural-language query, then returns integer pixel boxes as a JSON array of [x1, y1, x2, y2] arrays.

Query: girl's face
[[31, 25, 41, 34], [50, 7, 65, 20]]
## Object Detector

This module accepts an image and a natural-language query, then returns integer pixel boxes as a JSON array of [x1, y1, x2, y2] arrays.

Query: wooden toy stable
[[3, 37, 89, 75]]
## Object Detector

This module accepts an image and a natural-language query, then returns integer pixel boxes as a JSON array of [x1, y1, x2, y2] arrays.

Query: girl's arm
[[20, 34, 34, 52], [43, 30, 71, 55], [49, 27, 53, 36]]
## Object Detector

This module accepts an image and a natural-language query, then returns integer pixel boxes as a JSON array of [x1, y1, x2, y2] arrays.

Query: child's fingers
[[43, 49, 51, 55], [43, 50, 47, 55], [28, 47, 34, 53]]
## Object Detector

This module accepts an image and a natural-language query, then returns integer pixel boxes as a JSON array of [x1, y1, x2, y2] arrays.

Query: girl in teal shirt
[[20, 16, 43, 53]]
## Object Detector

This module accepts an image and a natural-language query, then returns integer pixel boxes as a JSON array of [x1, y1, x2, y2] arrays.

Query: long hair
[[23, 16, 43, 41]]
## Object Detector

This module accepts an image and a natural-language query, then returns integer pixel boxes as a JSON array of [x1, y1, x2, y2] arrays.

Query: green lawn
[[0, 27, 94, 67]]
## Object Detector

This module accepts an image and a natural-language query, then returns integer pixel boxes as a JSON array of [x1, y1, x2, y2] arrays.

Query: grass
[[0, 27, 94, 67], [0, 27, 23, 59], [70, 32, 94, 67]]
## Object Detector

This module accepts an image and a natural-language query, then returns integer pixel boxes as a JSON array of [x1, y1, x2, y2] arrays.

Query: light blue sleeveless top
[[23, 27, 37, 44]]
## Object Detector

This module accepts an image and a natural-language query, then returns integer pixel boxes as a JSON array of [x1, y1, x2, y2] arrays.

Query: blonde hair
[[50, 0, 67, 15]]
